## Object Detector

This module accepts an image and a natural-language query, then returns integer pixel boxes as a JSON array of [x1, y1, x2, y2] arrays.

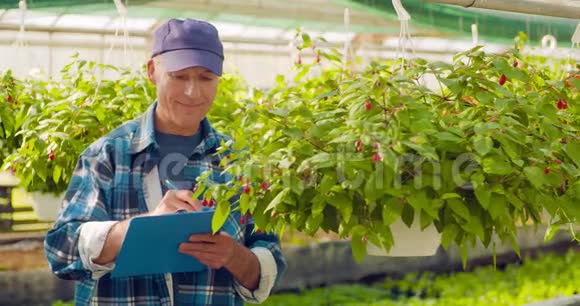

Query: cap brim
[[160, 49, 223, 76]]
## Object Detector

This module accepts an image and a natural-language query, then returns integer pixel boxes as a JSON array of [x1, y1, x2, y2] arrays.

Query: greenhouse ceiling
[[0, 0, 577, 52]]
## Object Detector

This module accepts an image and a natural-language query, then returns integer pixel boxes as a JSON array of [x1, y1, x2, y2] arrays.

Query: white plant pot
[[367, 218, 442, 257], [29, 192, 64, 221]]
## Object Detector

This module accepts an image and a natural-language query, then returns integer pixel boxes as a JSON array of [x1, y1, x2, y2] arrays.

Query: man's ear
[[147, 58, 157, 85]]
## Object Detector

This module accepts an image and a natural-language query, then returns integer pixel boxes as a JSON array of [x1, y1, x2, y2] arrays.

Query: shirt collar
[[130, 101, 221, 155]]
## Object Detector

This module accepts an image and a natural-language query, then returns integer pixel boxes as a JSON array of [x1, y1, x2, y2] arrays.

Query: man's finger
[[173, 191, 202, 210], [179, 242, 220, 254], [188, 234, 215, 243]]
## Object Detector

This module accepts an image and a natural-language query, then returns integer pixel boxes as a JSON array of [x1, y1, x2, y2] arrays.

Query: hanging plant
[[198, 32, 580, 264]]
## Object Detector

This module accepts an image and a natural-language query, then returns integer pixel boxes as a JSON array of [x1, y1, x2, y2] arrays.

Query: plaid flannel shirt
[[44, 101, 286, 305]]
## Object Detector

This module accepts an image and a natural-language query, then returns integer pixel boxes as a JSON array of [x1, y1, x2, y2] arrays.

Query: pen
[[163, 179, 179, 191], [164, 179, 207, 212]]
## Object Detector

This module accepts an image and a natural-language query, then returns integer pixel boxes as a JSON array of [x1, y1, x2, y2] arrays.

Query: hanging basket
[[367, 214, 442, 257], [28, 192, 64, 222]]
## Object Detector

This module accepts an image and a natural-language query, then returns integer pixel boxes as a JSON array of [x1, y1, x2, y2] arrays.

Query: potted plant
[[2, 58, 154, 220], [197, 33, 579, 263]]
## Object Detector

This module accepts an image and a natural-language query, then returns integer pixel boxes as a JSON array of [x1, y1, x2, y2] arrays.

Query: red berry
[[376, 81, 382, 87], [238, 175, 243, 182], [557, 98, 568, 110], [243, 185, 251, 194], [240, 217, 245, 224], [208, 199, 214, 207], [365, 101, 372, 111], [544, 168, 550, 174], [48, 151, 55, 161], [256, 229, 262, 234], [373, 142, 380, 150], [513, 60, 519, 68], [261, 181, 269, 191], [202, 199, 208, 206], [372, 153, 381, 163], [554, 159, 562, 164], [7, 95, 12, 103], [499, 74, 507, 86]]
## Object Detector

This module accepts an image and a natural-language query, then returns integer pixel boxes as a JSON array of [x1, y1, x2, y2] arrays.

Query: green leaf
[[482, 155, 512, 175], [294, 65, 311, 83], [283, 127, 303, 140], [364, 171, 382, 202], [441, 224, 459, 250], [265, 188, 290, 212], [382, 198, 403, 225], [524, 167, 545, 189], [339, 200, 353, 223], [401, 204, 414, 228], [312, 194, 326, 216], [212, 200, 231, 233], [544, 224, 559, 242], [290, 177, 305, 196], [505, 192, 524, 209], [488, 194, 508, 220], [474, 185, 491, 209], [239, 193, 250, 213], [350, 234, 367, 263], [319, 174, 336, 194], [53, 165, 62, 183], [447, 198, 471, 221], [473, 136, 493, 156], [305, 213, 323, 235], [563, 143, 580, 168], [301, 33, 311, 49]]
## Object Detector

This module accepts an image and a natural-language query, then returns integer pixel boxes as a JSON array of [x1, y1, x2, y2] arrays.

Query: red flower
[[544, 168, 550, 175], [48, 151, 55, 161], [261, 181, 269, 191], [498, 74, 507, 86], [365, 101, 372, 111], [372, 153, 381, 163]]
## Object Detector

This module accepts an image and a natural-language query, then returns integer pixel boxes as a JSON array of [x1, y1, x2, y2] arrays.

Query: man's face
[[147, 56, 220, 133]]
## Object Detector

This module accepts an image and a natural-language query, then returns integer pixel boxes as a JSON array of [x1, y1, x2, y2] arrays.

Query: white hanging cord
[[566, 22, 579, 73], [15, 0, 27, 47], [392, 0, 415, 73], [113, 0, 134, 67], [572, 22, 580, 49], [471, 23, 478, 46], [342, 8, 355, 73]]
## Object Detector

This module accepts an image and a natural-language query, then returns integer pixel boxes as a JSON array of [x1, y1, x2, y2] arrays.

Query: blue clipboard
[[111, 210, 216, 278]]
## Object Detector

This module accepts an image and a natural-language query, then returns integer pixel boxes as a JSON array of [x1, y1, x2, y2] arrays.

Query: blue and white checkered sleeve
[[44, 149, 114, 281], [233, 222, 287, 304]]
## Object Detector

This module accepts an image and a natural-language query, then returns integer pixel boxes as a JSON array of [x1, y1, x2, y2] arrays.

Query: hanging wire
[[391, 0, 415, 74]]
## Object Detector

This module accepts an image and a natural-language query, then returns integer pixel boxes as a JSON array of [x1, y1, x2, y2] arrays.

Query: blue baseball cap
[[151, 18, 224, 76]]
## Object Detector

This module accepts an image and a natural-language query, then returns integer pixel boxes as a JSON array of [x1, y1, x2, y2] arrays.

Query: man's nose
[[184, 79, 201, 98]]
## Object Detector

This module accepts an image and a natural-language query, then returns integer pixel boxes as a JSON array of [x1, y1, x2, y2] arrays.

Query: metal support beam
[[422, 0, 580, 20]]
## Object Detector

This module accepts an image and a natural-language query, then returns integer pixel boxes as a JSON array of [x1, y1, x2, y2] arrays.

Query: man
[[44, 18, 286, 305]]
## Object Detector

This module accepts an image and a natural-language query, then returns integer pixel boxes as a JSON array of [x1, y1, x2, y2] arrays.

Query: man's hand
[[179, 232, 262, 290], [178, 232, 236, 269], [151, 190, 201, 215]]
